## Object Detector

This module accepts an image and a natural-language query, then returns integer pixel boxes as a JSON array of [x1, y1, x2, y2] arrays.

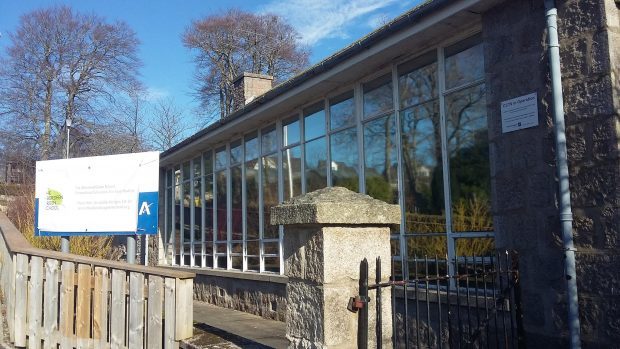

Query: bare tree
[[0, 6, 142, 160], [183, 9, 310, 120], [148, 98, 192, 151]]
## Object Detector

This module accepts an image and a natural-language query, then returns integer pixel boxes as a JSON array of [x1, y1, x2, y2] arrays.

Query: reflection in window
[[216, 171, 227, 241], [230, 141, 242, 165], [231, 166, 242, 240], [304, 104, 325, 140], [445, 36, 484, 90], [401, 101, 445, 233], [262, 154, 279, 239], [183, 182, 191, 241], [399, 52, 437, 108], [203, 173, 214, 242], [305, 137, 327, 193], [331, 128, 358, 192], [283, 146, 302, 200], [262, 125, 277, 154], [215, 148, 227, 170], [245, 135, 258, 162], [363, 75, 393, 118], [245, 160, 260, 239], [445, 84, 491, 232], [364, 114, 398, 204], [330, 91, 355, 130], [283, 117, 300, 146]]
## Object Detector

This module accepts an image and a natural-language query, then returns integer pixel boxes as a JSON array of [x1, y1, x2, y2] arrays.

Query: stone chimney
[[232, 72, 273, 110]]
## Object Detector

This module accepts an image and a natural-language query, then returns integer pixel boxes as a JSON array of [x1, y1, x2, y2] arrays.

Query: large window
[[163, 34, 491, 277]]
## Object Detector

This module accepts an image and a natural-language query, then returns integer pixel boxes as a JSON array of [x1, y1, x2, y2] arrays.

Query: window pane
[[215, 148, 227, 170], [401, 101, 445, 233], [363, 75, 393, 118], [166, 169, 173, 187], [455, 238, 494, 257], [174, 167, 181, 185], [231, 166, 242, 240], [216, 255, 227, 269], [263, 242, 279, 255], [304, 104, 325, 140], [398, 52, 437, 108], [203, 150, 213, 175], [262, 125, 277, 154], [282, 146, 302, 200], [363, 114, 398, 204], [204, 174, 214, 241], [445, 84, 491, 232], [445, 36, 484, 90], [193, 179, 202, 241], [264, 257, 280, 273], [231, 256, 242, 270], [183, 182, 191, 241], [216, 171, 227, 241], [182, 162, 190, 181], [193, 157, 201, 178], [283, 116, 300, 146], [247, 257, 260, 271], [304, 137, 327, 193], [245, 134, 259, 161], [174, 184, 181, 245], [262, 154, 279, 239], [247, 240, 259, 256], [330, 128, 358, 192], [407, 235, 447, 258], [165, 186, 173, 243], [245, 159, 260, 240], [330, 91, 355, 130], [230, 140, 242, 165]]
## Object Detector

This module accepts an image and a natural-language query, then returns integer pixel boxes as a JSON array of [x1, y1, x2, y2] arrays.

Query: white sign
[[35, 151, 159, 236], [501, 92, 539, 133]]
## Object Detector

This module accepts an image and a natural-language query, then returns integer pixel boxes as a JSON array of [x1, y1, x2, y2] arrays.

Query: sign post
[[35, 151, 159, 264]]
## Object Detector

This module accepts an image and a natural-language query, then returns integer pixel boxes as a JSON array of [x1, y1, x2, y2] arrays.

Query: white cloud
[[261, 0, 399, 45], [145, 87, 169, 102]]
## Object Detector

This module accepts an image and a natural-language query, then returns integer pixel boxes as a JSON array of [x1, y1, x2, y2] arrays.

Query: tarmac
[[184, 302, 288, 349]]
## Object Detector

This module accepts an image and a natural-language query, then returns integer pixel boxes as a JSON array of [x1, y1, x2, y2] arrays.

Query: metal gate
[[350, 250, 524, 348]]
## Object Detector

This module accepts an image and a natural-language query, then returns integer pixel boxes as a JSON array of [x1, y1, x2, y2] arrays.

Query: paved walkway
[[185, 302, 287, 349]]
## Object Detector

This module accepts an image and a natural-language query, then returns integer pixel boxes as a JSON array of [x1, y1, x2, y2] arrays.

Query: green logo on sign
[[46, 189, 63, 205]]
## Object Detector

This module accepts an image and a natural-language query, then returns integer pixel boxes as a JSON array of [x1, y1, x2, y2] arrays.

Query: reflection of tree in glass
[[364, 115, 398, 203], [331, 128, 358, 192]]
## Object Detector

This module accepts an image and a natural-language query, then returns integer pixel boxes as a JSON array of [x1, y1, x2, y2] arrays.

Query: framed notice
[[35, 151, 159, 236], [501, 92, 539, 133]]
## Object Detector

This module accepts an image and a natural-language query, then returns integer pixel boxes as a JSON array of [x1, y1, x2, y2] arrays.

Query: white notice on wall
[[500, 92, 539, 133]]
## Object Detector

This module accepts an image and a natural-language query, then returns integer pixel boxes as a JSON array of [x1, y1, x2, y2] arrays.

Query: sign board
[[35, 151, 159, 236], [501, 92, 539, 133]]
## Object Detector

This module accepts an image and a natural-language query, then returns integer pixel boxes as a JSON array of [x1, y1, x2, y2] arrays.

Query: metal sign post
[[127, 235, 136, 264], [60, 117, 72, 254]]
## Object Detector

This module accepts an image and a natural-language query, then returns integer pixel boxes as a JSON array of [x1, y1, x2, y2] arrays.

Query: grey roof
[[161, 0, 445, 158]]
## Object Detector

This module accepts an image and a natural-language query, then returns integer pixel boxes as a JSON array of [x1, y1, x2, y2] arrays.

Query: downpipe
[[544, 1, 581, 348]]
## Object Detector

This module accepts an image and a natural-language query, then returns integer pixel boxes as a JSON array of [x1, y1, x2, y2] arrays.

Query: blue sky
[[0, 0, 418, 122]]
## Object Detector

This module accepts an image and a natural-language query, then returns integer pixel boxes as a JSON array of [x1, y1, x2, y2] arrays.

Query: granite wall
[[482, 0, 620, 347]]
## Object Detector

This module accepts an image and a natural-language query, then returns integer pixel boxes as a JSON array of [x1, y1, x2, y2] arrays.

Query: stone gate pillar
[[271, 187, 400, 348]]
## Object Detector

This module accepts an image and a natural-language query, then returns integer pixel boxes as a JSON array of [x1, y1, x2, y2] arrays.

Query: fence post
[[271, 187, 399, 348]]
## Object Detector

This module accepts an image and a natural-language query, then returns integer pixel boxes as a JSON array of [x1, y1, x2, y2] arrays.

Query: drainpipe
[[544, 1, 581, 348]]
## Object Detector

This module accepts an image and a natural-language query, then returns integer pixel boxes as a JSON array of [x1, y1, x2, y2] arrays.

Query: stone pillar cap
[[270, 186, 401, 226]]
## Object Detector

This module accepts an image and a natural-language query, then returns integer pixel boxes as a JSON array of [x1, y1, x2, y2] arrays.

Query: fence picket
[[147, 276, 164, 349], [14, 253, 28, 347], [28, 256, 43, 349], [43, 258, 60, 349], [93, 267, 109, 349], [129, 272, 145, 349], [175, 278, 193, 340], [111, 269, 126, 349], [76, 264, 92, 349], [60, 261, 75, 349], [164, 277, 177, 349]]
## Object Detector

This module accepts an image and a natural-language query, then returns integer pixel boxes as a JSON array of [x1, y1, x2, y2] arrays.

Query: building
[[157, 0, 620, 347]]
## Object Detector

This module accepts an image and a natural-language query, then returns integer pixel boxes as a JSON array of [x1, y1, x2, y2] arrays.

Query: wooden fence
[[0, 213, 195, 349]]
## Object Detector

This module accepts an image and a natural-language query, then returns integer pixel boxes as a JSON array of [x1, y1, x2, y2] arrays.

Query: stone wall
[[482, 0, 620, 347], [192, 273, 287, 321]]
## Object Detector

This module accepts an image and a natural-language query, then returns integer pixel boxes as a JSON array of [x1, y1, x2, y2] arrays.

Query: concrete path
[[185, 302, 287, 349]]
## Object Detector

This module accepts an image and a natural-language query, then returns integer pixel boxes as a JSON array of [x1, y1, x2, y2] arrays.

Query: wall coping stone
[[270, 186, 401, 226], [162, 266, 288, 284]]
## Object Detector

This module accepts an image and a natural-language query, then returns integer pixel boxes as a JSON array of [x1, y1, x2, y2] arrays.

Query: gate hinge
[[347, 295, 370, 313]]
